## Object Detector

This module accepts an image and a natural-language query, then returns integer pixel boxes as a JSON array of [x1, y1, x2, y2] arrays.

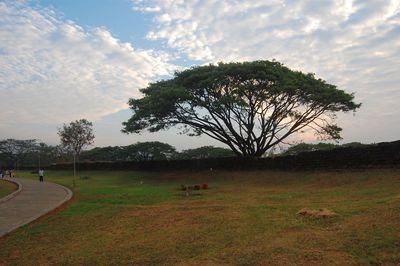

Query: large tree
[[123, 60, 360, 157], [58, 119, 95, 176]]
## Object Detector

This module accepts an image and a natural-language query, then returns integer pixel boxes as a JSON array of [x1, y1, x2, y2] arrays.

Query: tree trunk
[[73, 153, 76, 177]]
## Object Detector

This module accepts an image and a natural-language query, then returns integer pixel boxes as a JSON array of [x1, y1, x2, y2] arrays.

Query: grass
[[1, 169, 400, 265], [0, 179, 17, 198]]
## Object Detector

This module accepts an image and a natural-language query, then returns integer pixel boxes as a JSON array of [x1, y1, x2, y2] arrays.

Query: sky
[[0, 0, 399, 151]]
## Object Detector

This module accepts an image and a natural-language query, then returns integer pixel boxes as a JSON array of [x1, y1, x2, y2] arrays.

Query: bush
[[180, 183, 209, 190]]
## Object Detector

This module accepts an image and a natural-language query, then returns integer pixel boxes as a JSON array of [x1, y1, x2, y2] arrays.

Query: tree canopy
[[123, 60, 361, 157], [58, 119, 95, 156], [0, 139, 38, 168], [282, 142, 338, 156], [58, 119, 94, 176], [122, 141, 176, 161], [80, 146, 123, 161], [173, 146, 235, 160], [282, 141, 370, 156], [80, 142, 176, 161]]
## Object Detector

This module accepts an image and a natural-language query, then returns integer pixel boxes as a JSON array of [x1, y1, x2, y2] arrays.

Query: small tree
[[58, 119, 95, 177]]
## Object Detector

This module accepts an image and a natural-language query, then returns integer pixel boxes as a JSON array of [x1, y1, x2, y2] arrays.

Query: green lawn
[[1, 169, 400, 265], [0, 180, 17, 198]]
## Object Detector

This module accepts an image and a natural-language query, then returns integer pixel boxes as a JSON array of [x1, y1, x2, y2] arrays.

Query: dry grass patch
[[297, 208, 337, 218], [0, 169, 399, 265]]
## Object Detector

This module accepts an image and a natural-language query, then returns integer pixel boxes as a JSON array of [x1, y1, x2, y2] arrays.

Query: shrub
[[180, 183, 209, 191]]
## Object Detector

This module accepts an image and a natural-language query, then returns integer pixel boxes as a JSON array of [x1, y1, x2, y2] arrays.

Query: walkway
[[0, 177, 73, 237]]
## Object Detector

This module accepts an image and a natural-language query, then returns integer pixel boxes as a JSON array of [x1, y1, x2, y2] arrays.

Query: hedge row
[[48, 140, 400, 171]]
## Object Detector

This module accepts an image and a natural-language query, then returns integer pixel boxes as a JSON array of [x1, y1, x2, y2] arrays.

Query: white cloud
[[134, 0, 400, 143], [0, 1, 177, 126]]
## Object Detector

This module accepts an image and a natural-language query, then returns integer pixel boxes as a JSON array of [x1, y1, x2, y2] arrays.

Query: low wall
[[48, 140, 400, 171]]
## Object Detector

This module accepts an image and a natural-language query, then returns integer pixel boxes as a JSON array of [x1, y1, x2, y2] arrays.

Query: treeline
[[50, 140, 400, 172], [0, 139, 69, 169], [80, 141, 370, 162], [0, 139, 235, 168], [281, 142, 371, 156], [79, 142, 235, 161], [0, 138, 375, 169]]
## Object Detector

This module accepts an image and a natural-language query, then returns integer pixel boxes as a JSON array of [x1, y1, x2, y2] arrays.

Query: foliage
[[58, 119, 95, 157], [173, 146, 234, 159], [0, 139, 38, 168], [80, 146, 124, 161], [123, 60, 361, 157], [52, 144, 74, 162], [282, 141, 371, 156], [80, 141, 176, 161], [58, 119, 94, 177], [0, 139, 72, 168], [121, 141, 176, 161], [341, 142, 371, 148], [282, 142, 338, 155]]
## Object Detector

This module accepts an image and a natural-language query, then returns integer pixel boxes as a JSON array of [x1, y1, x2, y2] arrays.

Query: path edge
[[0, 178, 23, 204], [0, 180, 73, 238], [12, 182, 74, 229]]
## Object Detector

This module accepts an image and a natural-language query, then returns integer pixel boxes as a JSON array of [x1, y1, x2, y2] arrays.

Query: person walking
[[39, 169, 44, 182]]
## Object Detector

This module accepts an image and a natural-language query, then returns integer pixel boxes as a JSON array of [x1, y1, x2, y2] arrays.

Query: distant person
[[39, 169, 44, 182], [5, 170, 9, 178], [0, 170, 3, 179]]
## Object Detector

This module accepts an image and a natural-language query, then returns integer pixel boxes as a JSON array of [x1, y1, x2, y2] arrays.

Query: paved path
[[0, 177, 73, 237]]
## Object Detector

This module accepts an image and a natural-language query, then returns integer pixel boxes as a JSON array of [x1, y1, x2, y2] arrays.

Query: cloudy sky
[[0, 0, 399, 150]]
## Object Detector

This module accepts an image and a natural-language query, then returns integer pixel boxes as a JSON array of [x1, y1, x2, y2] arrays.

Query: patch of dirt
[[297, 208, 337, 218]]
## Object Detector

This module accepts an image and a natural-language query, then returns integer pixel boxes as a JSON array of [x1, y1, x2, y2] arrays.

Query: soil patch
[[297, 208, 337, 218]]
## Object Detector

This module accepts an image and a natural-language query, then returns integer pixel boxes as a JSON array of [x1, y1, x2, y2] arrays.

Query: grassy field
[[0, 169, 399, 265], [0, 180, 17, 198]]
